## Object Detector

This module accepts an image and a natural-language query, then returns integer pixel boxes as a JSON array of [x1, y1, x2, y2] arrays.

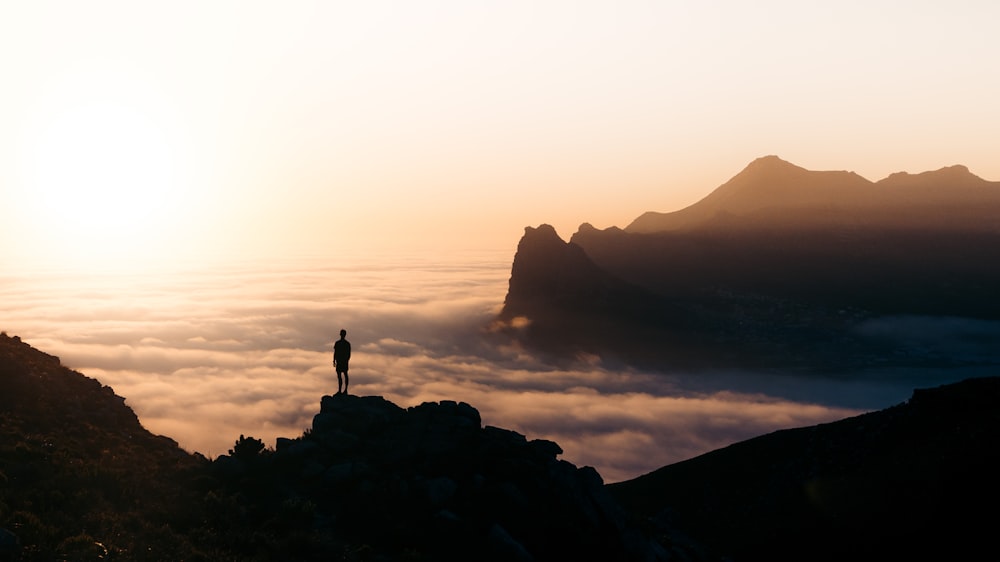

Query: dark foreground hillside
[[609, 376, 1000, 561], [0, 333, 670, 561], [0, 333, 210, 560], [7, 332, 997, 561]]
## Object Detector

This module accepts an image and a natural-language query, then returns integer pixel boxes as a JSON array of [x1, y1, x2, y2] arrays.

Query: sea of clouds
[[2, 252, 985, 482]]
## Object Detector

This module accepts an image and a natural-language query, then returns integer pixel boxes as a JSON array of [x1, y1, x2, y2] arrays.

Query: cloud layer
[[3, 255, 975, 482]]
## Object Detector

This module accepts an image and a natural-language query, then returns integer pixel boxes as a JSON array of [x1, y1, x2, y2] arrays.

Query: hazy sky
[[2, 1, 999, 267], [5, 2, 998, 485]]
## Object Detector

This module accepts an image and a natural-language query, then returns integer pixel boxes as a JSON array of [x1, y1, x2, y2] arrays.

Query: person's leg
[[337, 369, 343, 394], [344, 370, 349, 394]]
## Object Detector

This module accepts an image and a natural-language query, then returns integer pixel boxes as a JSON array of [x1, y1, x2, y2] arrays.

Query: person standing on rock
[[333, 329, 351, 394]]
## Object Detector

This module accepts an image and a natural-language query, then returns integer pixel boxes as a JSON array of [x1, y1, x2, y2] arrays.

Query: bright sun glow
[[30, 102, 172, 230], [16, 75, 188, 268]]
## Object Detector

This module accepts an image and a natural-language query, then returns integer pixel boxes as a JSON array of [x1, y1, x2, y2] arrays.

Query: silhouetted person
[[333, 329, 351, 394]]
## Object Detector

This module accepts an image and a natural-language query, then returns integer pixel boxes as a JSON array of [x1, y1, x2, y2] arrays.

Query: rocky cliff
[[495, 224, 705, 368], [208, 393, 671, 561]]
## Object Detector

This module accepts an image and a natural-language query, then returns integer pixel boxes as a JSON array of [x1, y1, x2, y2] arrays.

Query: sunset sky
[[2, 0, 999, 267], [3, 2, 997, 482]]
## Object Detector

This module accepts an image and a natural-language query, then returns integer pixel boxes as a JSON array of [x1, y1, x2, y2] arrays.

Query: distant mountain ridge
[[499, 156, 1000, 371], [626, 155, 1000, 233]]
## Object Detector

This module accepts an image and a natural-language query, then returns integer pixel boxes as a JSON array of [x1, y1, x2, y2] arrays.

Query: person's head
[[339, 329, 347, 338]]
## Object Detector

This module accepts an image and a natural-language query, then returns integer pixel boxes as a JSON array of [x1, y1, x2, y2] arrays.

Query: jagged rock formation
[[495, 224, 700, 366], [210, 393, 671, 561], [499, 157, 1000, 371], [609, 376, 1000, 561]]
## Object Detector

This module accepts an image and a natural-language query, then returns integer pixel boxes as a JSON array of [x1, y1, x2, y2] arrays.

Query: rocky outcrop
[[495, 224, 700, 368], [211, 393, 670, 561]]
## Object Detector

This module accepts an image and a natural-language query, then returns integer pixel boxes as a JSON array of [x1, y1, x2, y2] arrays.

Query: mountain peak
[[743, 154, 802, 172], [733, 155, 863, 185], [723, 155, 813, 188], [504, 224, 616, 310], [626, 156, 872, 233], [878, 163, 988, 188], [522, 223, 563, 243]]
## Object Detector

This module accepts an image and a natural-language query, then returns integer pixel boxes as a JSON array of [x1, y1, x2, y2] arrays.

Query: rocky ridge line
[[211, 392, 676, 561]]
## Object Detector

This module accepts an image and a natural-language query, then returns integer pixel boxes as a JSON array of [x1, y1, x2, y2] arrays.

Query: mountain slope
[[0, 332, 209, 560], [608, 376, 1000, 561]]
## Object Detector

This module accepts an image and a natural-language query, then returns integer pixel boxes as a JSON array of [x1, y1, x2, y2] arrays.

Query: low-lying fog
[[3, 253, 988, 482]]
